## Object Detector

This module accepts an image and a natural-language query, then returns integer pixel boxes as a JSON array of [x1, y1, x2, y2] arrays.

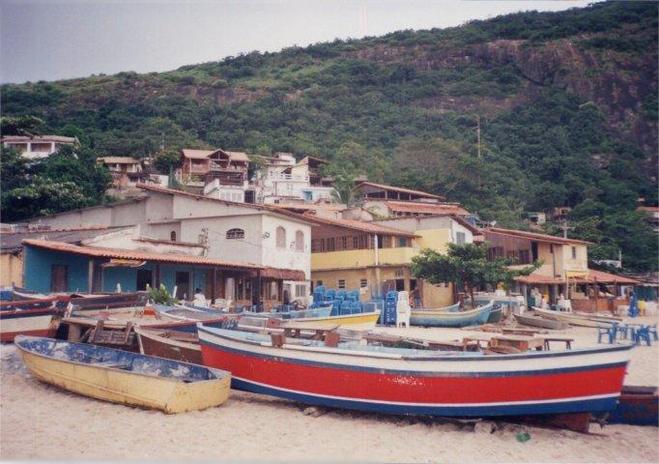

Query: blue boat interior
[[17, 336, 221, 381]]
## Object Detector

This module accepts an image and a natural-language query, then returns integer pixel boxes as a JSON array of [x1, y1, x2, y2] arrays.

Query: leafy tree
[[0, 115, 44, 136], [1, 177, 89, 222], [411, 243, 539, 306], [153, 149, 180, 173]]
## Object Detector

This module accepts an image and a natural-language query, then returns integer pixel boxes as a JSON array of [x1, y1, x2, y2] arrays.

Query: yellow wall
[[311, 266, 454, 307], [415, 229, 451, 253], [311, 247, 416, 271], [0, 253, 23, 287]]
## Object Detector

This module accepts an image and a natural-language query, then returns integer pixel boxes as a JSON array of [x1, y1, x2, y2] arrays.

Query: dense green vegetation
[[1, 1, 657, 271]]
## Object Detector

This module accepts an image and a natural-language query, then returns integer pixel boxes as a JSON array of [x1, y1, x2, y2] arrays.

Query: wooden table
[[541, 336, 574, 350], [489, 335, 545, 352]]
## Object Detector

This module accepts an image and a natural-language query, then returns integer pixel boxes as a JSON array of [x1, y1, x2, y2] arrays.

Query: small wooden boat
[[487, 305, 503, 323], [0, 295, 69, 311], [412, 302, 461, 313], [135, 327, 202, 364], [279, 311, 381, 330], [70, 292, 147, 310], [198, 325, 632, 418], [532, 307, 615, 328], [608, 385, 658, 426], [515, 312, 569, 330], [410, 302, 493, 328], [0, 306, 62, 342], [16, 335, 230, 414]]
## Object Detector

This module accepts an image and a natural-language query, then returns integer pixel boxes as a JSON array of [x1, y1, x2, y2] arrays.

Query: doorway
[[136, 269, 153, 291], [175, 271, 190, 300], [51, 265, 68, 292]]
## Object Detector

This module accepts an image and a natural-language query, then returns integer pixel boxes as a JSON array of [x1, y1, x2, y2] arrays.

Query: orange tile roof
[[381, 200, 470, 216], [135, 183, 315, 225], [23, 239, 263, 270], [638, 206, 659, 213], [301, 215, 417, 237], [485, 227, 592, 246], [355, 181, 444, 200], [515, 269, 639, 285], [181, 149, 214, 159], [375, 213, 482, 236]]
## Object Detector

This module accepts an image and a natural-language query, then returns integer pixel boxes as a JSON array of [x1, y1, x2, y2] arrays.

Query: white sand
[[1, 317, 658, 462]]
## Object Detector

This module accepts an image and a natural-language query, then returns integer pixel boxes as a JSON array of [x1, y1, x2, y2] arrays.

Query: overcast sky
[[1, 0, 593, 84]]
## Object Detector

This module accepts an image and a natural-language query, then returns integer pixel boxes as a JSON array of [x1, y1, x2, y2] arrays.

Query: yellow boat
[[281, 310, 381, 330], [15, 335, 230, 414]]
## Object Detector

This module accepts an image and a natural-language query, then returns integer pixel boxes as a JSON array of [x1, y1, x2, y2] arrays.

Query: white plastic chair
[[396, 291, 411, 328]]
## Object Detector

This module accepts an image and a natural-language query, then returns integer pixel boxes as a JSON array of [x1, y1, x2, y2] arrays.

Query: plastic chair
[[648, 324, 658, 341], [597, 325, 615, 344], [395, 291, 411, 328], [634, 326, 652, 346]]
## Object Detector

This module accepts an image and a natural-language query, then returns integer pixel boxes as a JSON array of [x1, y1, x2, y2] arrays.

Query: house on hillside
[[309, 214, 480, 307], [97, 156, 146, 188], [255, 153, 335, 204], [353, 181, 444, 202], [483, 227, 638, 312], [179, 148, 252, 202], [362, 199, 472, 220], [20, 183, 314, 309], [2, 135, 78, 160]]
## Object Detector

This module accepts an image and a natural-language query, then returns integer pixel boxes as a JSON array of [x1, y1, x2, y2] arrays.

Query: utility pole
[[559, 218, 575, 300], [476, 115, 481, 160]]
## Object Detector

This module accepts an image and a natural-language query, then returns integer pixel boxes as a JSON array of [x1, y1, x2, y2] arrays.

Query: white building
[[255, 154, 335, 204], [2, 135, 78, 160], [28, 183, 314, 307]]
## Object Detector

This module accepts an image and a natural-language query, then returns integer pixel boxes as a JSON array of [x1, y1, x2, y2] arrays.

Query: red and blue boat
[[198, 325, 632, 418]]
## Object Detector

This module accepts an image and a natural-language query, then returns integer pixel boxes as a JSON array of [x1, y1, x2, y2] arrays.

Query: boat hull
[[281, 311, 380, 330], [515, 313, 569, 330], [0, 309, 59, 343], [199, 326, 631, 417], [410, 303, 492, 328], [16, 336, 230, 414], [532, 307, 608, 328], [136, 328, 202, 364]]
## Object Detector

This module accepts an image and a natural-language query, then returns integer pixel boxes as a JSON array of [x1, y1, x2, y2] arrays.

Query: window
[[398, 237, 409, 248], [360, 279, 368, 288], [337, 279, 346, 289], [226, 228, 245, 240], [327, 237, 335, 252], [276, 226, 286, 248], [571, 246, 577, 259], [518, 250, 531, 264], [353, 236, 359, 249], [170, 231, 177, 242], [295, 284, 307, 298], [319, 238, 325, 252], [487, 246, 504, 260], [340, 236, 347, 250], [456, 231, 466, 245], [295, 230, 304, 252]]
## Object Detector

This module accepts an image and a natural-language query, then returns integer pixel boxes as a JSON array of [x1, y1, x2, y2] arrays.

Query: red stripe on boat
[[201, 344, 626, 404]]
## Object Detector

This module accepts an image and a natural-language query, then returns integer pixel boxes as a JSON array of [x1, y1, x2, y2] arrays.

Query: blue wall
[[24, 246, 90, 293], [24, 245, 208, 296]]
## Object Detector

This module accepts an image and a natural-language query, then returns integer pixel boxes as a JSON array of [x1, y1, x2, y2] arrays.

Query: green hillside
[[1, 1, 657, 271]]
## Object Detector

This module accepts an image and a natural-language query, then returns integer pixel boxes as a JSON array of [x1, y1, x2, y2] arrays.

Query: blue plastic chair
[[633, 326, 652, 346], [597, 325, 616, 344], [648, 324, 658, 341]]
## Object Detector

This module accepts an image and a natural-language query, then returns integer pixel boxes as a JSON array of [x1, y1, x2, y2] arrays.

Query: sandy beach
[[1, 318, 658, 462]]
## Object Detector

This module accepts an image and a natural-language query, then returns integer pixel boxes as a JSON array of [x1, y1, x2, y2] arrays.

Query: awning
[[101, 259, 146, 268], [260, 267, 306, 281]]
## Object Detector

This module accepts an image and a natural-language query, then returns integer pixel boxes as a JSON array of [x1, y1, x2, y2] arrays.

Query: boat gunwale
[[197, 324, 634, 363], [134, 327, 201, 352], [15, 335, 226, 384]]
